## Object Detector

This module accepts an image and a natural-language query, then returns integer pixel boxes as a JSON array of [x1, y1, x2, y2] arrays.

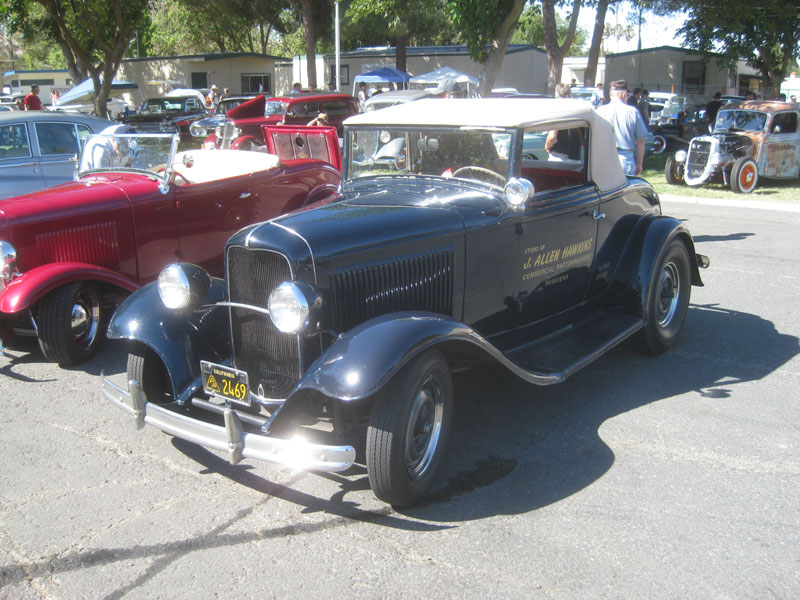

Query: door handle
[[592, 209, 606, 220], [239, 192, 251, 199]]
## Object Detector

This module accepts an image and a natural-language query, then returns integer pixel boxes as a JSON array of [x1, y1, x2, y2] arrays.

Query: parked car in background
[[203, 93, 359, 150], [121, 96, 208, 143], [665, 100, 800, 193], [364, 89, 437, 112], [49, 97, 134, 120], [650, 106, 706, 154], [0, 127, 341, 364], [103, 98, 709, 507], [189, 96, 263, 145], [0, 110, 114, 200]]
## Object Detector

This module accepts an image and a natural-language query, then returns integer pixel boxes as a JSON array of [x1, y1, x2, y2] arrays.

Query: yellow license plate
[[201, 361, 250, 406]]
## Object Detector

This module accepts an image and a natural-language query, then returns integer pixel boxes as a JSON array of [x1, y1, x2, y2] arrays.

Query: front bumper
[[102, 378, 356, 472]]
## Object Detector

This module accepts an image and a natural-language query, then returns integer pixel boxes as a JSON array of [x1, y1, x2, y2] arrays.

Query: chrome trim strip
[[102, 378, 355, 471], [215, 301, 270, 316]]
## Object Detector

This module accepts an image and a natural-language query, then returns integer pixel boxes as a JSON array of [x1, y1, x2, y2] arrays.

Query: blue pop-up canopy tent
[[55, 77, 138, 106], [352, 67, 411, 94]]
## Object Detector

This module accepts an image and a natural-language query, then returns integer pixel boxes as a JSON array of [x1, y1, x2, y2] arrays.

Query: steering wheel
[[452, 165, 506, 186]]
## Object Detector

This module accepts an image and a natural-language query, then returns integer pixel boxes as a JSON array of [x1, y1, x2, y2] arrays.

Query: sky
[[564, 4, 688, 54]]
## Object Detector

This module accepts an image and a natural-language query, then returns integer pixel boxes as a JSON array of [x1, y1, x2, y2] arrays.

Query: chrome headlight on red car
[[0, 241, 18, 288]]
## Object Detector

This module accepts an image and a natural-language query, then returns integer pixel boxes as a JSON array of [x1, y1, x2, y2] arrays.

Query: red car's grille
[[35, 221, 120, 270]]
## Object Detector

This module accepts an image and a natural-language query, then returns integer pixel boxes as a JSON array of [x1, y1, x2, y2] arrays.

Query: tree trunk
[[584, 0, 609, 87], [542, 0, 582, 94], [476, 0, 526, 97], [396, 33, 408, 74], [298, 0, 317, 88]]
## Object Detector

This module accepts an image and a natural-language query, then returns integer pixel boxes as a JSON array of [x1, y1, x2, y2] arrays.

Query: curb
[[659, 194, 800, 213]]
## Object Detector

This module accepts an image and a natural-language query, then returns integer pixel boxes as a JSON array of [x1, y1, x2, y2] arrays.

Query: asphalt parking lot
[[1, 199, 799, 599]]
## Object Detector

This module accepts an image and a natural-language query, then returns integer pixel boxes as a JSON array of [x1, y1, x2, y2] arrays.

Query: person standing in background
[[23, 85, 43, 110], [704, 92, 724, 132], [596, 80, 649, 176]]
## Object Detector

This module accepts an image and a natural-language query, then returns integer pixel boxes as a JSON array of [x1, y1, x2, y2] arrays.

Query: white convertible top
[[345, 98, 627, 192]]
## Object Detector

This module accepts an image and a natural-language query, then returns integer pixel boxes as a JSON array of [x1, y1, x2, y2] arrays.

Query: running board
[[505, 312, 643, 383]]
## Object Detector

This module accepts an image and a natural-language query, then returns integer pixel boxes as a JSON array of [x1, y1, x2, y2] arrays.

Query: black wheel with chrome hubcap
[[366, 350, 453, 507]]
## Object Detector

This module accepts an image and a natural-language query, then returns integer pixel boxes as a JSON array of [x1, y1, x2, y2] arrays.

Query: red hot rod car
[[0, 128, 341, 364]]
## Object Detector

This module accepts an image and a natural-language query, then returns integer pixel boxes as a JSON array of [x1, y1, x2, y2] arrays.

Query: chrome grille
[[330, 247, 455, 332], [227, 246, 299, 400], [686, 140, 711, 179]]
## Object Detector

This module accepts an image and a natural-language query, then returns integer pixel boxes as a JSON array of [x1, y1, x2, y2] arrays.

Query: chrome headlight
[[504, 177, 534, 208], [189, 122, 207, 137], [1, 240, 18, 283], [157, 263, 211, 310], [674, 150, 687, 162], [268, 281, 323, 334]]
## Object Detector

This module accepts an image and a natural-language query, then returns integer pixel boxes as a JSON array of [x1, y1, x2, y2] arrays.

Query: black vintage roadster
[[103, 98, 709, 506]]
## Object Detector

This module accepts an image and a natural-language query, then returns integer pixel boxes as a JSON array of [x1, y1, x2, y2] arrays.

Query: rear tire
[[38, 282, 104, 365], [366, 350, 453, 507], [127, 344, 173, 404], [640, 239, 691, 355], [730, 157, 758, 193], [664, 154, 685, 185]]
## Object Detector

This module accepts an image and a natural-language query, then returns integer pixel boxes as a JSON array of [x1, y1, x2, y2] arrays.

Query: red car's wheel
[[730, 157, 758, 194], [37, 282, 104, 365]]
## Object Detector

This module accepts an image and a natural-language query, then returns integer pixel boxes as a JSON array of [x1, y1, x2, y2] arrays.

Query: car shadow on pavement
[[169, 303, 797, 525]]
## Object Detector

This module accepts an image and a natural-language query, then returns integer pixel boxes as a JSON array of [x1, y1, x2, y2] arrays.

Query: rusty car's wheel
[[652, 134, 667, 154], [664, 154, 685, 185], [127, 344, 173, 405], [640, 239, 691, 355], [730, 157, 758, 194], [366, 350, 453, 507], [37, 282, 104, 365]]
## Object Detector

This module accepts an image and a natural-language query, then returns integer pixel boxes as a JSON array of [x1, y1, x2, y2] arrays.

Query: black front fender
[[288, 311, 562, 406], [106, 278, 230, 403]]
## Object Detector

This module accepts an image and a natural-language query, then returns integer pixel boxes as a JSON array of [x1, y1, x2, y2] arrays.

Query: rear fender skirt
[[609, 215, 703, 317], [106, 279, 230, 403], [0, 262, 139, 314]]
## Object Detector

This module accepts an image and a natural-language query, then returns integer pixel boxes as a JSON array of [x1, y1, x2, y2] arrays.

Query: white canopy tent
[[408, 67, 479, 96]]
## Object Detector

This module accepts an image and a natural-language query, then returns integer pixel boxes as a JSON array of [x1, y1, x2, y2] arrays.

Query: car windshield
[[347, 127, 513, 187], [265, 101, 287, 116], [216, 99, 246, 115], [715, 109, 768, 132], [78, 133, 177, 177], [140, 99, 186, 114]]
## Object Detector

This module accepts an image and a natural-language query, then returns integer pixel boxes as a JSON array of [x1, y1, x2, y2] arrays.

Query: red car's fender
[[0, 262, 139, 314]]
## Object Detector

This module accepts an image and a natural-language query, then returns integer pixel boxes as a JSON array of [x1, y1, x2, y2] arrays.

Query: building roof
[[326, 44, 546, 60], [606, 45, 726, 59], [122, 51, 288, 64]]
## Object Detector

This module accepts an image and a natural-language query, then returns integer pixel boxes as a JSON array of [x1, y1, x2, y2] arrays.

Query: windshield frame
[[78, 132, 180, 191], [343, 124, 519, 188], [714, 109, 769, 133]]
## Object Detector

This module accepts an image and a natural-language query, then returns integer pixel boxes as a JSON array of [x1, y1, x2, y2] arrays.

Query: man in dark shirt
[[705, 92, 723, 132], [23, 85, 43, 111]]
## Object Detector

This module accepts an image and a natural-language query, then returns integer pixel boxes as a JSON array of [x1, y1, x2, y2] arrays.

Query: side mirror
[[773, 125, 782, 134]]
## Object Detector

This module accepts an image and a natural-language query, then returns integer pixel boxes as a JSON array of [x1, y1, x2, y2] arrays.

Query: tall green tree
[[2, 0, 149, 117], [447, 0, 526, 96], [652, 0, 800, 96], [511, 4, 588, 57], [345, 0, 457, 73]]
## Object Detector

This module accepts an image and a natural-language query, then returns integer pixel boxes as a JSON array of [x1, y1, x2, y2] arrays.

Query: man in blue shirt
[[595, 80, 649, 176]]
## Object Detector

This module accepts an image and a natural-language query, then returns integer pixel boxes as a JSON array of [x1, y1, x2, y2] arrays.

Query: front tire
[[37, 282, 104, 365], [640, 239, 692, 355], [730, 157, 758, 193], [664, 154, 685, 185], [127, 344, 173, 404], [366, 350, 453, 507]]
